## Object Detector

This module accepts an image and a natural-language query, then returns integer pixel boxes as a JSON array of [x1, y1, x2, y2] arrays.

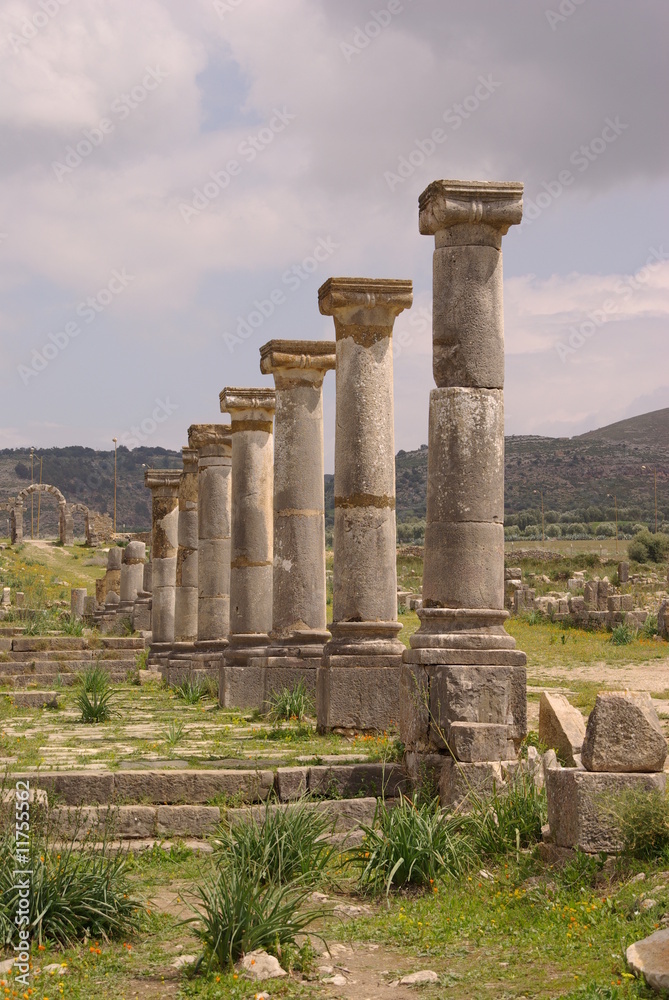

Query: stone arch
[[13, 483, 70, 544], [68, 502, 92, 545]]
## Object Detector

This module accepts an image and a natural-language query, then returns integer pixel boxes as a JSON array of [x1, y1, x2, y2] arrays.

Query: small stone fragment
[[399, 970, 439, 985], [171, 954, 197, 969], [539, 692, 586, 766], [241, 950, 287, 980], [627, 927, 669, 992], [323, 974, 348, 985]]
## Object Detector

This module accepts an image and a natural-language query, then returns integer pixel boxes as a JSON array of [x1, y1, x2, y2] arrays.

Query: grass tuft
[[265, 680, 313, 723]]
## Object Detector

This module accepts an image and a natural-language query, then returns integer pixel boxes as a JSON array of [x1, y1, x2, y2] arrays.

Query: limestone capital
[[259, 339, 336, 382], [181, 447, 199, 476], [188, 423, 232, 452], [220, 386, 276, 427], [419, 179, 523, 242], [318, 277, 413, 330], [144, 469, 181, 493]]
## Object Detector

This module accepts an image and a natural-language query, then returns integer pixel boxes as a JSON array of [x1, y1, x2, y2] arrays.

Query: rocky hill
[[2, 409, 668, 537]]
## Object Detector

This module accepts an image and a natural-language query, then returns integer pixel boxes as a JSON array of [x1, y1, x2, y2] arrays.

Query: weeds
[[460, 771, 546, 858], [174, 677, 208, 704], [186, 867, 325, 971], [212, 800, 336, 886], [265, 680, 313, 724], [349, 794, 472, 893], [606, 788, 669, 860], [74, 663, 114, 723], [164, 719, 185, 749], [610, 623, 635, 646], [60, 613, 85, 636]]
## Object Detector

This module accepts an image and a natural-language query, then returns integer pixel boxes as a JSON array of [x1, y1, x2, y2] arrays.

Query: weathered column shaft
[[317, 277, 412, 732], [173, 447, 199, 646], [258, 339, 335, 697], [120, 540, 146, 605], [219, 387, 275, 709], [145, 470, 180, 654], [189, 424, 232, 649], [401, 179, 527, 790]]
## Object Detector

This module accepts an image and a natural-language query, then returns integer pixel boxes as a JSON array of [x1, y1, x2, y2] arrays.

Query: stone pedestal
[[219, 388, 275, 708], [70, 588, 87, 620], [258, 339, 335, 702], [400, 180, 527, 803], [317, 277, 412, 732], [170, 448, 199, 673], [144, 470, 180, 664], [168, 423, 234, 687]]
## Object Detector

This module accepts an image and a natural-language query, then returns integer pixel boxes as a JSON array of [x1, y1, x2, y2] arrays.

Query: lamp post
[[112, 438, 118, 535], [37, 454, 43, 538], [607, 492, 618, 555], [534, 488, 545, 544], [30, 448, 34, 540]]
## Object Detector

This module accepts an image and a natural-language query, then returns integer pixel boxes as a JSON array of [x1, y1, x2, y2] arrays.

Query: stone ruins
[[7, 483, 112, 547]]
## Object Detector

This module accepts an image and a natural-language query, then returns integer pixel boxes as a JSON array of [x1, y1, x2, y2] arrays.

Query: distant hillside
[[1, 409, 668, 538]]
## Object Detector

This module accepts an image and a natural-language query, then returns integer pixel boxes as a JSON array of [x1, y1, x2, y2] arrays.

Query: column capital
[[419, 179, 523, 246], [220, 387, 276, 427], [188, 423, 232, 453], [318, 277, 413, 330], [181, 447, 199, 474], [259, 339, 336, 381], [144, 469, 181, 492]]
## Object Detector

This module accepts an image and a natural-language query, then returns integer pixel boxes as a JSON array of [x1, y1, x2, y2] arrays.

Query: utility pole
[[37, 455, 43, 538], [112, 438, 118, 534], [30, 448, 34, 539]]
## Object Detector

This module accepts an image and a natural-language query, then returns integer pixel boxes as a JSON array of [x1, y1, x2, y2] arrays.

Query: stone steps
[[1, 670, 131, 688], [0, 658, 137, 675]]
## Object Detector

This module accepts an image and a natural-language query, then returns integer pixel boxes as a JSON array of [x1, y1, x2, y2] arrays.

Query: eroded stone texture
[[539, 691, 586, 767], [627, 928, 669, 993], [259, 339, 335, 692], [546, 767, 666, 852], [219, 388, 275, 707], [145, 469, 180, 656], [401, 179, 526, 795], [120, 541, 146, 605], [173, 447, 199, 646], [189, 424, 232, 652], [317, 277, 412, 732], [581, 691, 667, 773]]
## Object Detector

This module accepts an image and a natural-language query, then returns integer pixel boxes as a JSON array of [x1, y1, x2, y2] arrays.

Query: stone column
[[120, 541, 146, 607], [70, 588, 87, 620], [11, 504, 23, 545], [144, 469, 180, 663], [400, 179, 528, 805], [170, 448, 199, 673], [219, 388, 275, 709], [317, 277, 412, 732], [259, 339, 335, 699], [189, 423, 233, 682]]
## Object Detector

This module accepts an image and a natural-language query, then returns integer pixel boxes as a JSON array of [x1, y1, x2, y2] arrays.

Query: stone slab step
[[8, 763, 405, 806], [11, 637, 88, 652], [5, 690, 59, 708], [0, 670, 130, 689], [49, 796, 383, 840], [0, 658, 138, 675]]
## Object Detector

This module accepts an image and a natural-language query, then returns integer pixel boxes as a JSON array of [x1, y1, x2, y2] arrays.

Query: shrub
[[186, 867, 324, 971], [606, 788, 669, 860], [0, 825, 140, 946], [212, 800, 335, 886], [609, 622, 635, 646], [349, 795, 472, 893], [595, 522, 616, 537], [265, 680, 313, 723], [60, 613, 84, 636], [460, 770, 546, 857], [640, 613, 659, 639], [628, 529, 669, 564]]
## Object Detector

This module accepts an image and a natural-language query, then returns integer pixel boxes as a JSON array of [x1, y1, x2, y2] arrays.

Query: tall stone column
[[317, 277, 412, 732], [120, 541, 146, 607], [259, 339, 335, 699], [400, 179, 528, 805], [171, 446, 199, 647], [189, 423, 233, 680], [219, 388, 275, 708], [144, 469, 180, 664]]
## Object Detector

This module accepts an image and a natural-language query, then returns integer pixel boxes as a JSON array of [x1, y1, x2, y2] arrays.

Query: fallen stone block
[[582, 692, 667, 773], [627, 927, 669, 993], [539, 692, 586, 766], [546, 768, 666, 852]]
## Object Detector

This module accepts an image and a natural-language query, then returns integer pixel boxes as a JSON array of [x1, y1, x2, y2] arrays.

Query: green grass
[[265, 680, 313, 723], [506, 617, 668, 668]]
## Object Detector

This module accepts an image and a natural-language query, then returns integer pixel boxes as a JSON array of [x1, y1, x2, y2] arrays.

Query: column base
[[323, 620, 405, 667], [219, 661, 267, 711], [316, 663, 401, 734], [409, 608, 521, 653], [224, 634, 270, 665], [148, 642, 173, 668], [264, 656, 318, 703], [399, 660, 527, 757]]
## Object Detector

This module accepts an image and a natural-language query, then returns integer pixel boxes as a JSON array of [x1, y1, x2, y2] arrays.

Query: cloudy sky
[[1, 0, 667, 468]]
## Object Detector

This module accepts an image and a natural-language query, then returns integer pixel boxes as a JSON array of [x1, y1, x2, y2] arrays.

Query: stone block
[[546, 767, 666, 852], [439, 758, 509, 810], [539, 692, 586, 766], [597, 581, 610, 611], [316, 665, 400, 732], [582, 692, 667, 773], [607, 595, 623, 613], [447, 722, 509, 762], [219, 663, 266, 710], [621, 594, 634, 612], [308, 763, 404, 799], [505, 567, 522, 581], [618, 561, 629, 584], [583, 581, 598, 609], [627, 928, 669, 993], [264, 662, 317, 702], [113, 768, 273, 805], [19, 770, 116, 806], [275, 767, 308, 801], [399, 662, 430, 750], [428, 663, 527, 745], [156, 805, 221, 837], [403, 752, 445, 798]]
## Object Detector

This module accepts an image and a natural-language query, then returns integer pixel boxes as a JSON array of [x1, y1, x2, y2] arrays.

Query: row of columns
[[142, 176, 527, 764]]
